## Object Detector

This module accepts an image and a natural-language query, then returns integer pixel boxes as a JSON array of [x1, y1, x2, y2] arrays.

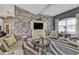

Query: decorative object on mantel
[[36, 18, 42, 21]]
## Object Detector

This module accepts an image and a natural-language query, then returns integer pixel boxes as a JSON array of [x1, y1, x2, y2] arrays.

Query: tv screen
[[34, 23, 43, 29]]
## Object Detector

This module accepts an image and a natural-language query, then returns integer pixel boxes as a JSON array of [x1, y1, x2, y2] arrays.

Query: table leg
[[39, 48, 42, 55], [34, 45, 36, 50]]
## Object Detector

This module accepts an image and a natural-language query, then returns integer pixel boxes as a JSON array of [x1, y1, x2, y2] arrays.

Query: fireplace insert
[[34, 23, 43, 29]]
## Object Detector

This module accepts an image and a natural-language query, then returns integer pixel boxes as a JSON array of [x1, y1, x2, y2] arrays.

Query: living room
[[0, 4, 79, 55]]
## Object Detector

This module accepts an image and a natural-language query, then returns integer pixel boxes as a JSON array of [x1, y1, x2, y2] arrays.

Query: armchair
[[50, 31, 58, 39]]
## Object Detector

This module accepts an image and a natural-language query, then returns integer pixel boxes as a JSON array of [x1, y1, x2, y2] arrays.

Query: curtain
[[55, 19, 59, 33]]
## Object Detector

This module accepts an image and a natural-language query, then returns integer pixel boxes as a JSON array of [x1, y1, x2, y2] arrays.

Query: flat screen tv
[[34, 23, 43, 29]]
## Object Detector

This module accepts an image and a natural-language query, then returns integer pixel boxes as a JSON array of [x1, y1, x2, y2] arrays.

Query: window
[[58, 18, 76, 34], [59, 20, 66, 33]]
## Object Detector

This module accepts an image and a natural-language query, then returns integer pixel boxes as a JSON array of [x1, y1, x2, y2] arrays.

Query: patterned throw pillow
[[3, 34, 17, 47]]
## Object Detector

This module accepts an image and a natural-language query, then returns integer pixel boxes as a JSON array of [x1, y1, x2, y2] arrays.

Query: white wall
[[0, 4, 14, 16]]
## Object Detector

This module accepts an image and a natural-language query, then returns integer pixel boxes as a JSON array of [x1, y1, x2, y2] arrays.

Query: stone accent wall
[[13, 6, 53, 37]]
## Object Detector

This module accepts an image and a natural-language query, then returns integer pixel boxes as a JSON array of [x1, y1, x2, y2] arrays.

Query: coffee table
[[31, 37, 50, 54]]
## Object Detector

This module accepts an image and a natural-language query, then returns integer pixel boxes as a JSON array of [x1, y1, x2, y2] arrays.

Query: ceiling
[[0, 4, 79, 17], [0, 4, 14, 16]]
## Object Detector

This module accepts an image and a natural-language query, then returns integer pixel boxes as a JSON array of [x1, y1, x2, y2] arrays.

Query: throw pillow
[[3, 34, 17, 47]]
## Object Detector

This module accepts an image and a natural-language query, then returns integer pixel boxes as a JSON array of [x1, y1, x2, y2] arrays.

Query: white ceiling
[[41, 4, 79, 16], [0, 4, 14, 16], [17, 4, 47, 14], [0, 4, 79, 17]]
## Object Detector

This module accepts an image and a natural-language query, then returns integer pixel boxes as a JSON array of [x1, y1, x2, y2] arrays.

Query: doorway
[[6, 24, 9, 34]]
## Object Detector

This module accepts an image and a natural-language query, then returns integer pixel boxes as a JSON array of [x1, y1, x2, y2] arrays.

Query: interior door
[[6, 24, 9, 34]]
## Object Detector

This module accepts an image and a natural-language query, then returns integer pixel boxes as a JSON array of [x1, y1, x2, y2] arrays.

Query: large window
[[58, 18, 76, 34]]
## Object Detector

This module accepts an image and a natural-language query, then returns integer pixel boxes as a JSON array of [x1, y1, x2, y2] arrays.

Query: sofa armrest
[[0, 50, 3, 55], [23, 42, 39, 55]]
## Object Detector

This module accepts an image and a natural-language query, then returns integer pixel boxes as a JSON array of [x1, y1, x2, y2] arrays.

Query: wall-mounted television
[[34, 23, 43, 29]]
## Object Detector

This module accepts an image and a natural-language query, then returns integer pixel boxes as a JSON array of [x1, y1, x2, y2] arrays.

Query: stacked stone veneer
[[13, 5, 53, 37]]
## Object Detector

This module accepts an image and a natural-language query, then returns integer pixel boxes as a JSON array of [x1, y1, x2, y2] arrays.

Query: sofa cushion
[[4, 34, 17, 47], [8, 40, 23, 51]]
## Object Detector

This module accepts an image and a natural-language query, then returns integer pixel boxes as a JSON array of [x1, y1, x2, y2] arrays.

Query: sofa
[[0, 34, 24, 55], [0, 31, 6, 37]]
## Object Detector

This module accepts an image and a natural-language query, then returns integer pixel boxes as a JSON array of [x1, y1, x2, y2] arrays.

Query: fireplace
[[31, 21, 46, 39]]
